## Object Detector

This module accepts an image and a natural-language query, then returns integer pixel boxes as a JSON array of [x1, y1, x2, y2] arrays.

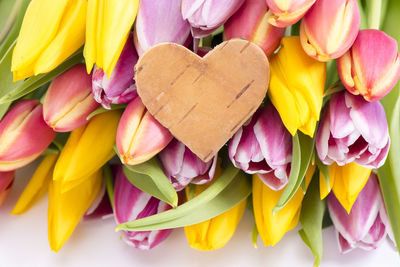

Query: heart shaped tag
[[135, 39, 270, 162]]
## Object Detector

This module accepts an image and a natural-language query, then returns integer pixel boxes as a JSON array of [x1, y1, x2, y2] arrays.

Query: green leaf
[[377, 0, 400, 254], [316, 156, 330, 192], [299, 174, 326, 267], [86, 103, 127, 120], [0, 102, 10, 120], [116, 164, 251, 231], [104, 164, 114, 210], [0, 48, 84, 104], [273, 132, 315, 213], [123, 157, 178, 207], [0, 41, 23, 100], [252, 224, 259, 248]]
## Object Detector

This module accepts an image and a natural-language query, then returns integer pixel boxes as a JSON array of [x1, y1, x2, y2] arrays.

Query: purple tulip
[[159, 139, 217, 191], [328, 173, 392, 253], [113, 165, 172, 250], [181, 0, 245, 38], [134, 0, 191, 56], [229, 102, 292, 191], [92, 33, 138, 109], [316, 91, 390, 169]]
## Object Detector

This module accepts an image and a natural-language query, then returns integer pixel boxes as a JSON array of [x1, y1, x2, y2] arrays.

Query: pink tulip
[[0, 100, 55, 171], [300, 0, 360, 61], [92, 33, 138, 109], [328, 173, 392, 253], [337, 29, 400, 102], [116, 96, 173, 166], [0, 171, 14, 206], [229, 102, 292, 191], [159, 139, 217, 191], [114, 165, 172, 249], [266, 0, 316, 27], [224, 0, 285, 56], [84, 183, 113, 220], [316, 91, 389, 169], [181, 0, 245, 38], [43, 64, 100, 132], [134, 0, 191, 56]]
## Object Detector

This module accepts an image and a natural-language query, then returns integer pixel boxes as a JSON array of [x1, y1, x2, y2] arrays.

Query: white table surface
[[0, 161, 399, 267]]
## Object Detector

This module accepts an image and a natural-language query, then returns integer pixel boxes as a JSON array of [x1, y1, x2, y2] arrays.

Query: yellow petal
[[331, 162, 372, 213], [34, 0, 86, 75], [12, 0, 70, 80], [11, 154, 58, 215], [53, 110, 121, 192], [48, 169, 102, 252], [185, 199, 246, 251], [319, 166, 335, 200], [269, 36, 326, 137], [84, 0, 139, 76], [253, 173, 306, 246]]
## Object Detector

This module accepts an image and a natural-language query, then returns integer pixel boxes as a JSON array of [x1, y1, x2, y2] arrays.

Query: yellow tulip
[[11, 154, 58, 215], [53, 110, 121, 192], [11, 0, 86, 81], [84, 0, 139, 76], [184, 165, 247, 251], [253, 163, 315, 246], [319, 162, 371, 214], [48, 169, 102, 252], [269, 36, 326, 137]]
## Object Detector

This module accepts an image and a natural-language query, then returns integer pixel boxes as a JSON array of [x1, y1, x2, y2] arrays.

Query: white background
[[0, 161, 398, 267]]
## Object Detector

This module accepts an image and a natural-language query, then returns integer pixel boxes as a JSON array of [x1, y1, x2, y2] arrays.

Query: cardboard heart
[[135, 39, 270, 162]]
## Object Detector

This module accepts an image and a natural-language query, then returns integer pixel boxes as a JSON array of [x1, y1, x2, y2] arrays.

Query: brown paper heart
[[135, 39, 270, 162]]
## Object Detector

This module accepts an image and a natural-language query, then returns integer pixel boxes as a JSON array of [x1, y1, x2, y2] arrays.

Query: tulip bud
[[328, 173, 391, 253], [134, 0, 191, 56], [113, 165, 172, 249], [224, 0, 285, 56], [48, 169, 103, 252], [53, 110, 121, 192], [159, 139, 217, 191], [116, 96, 173, 166], [300, 0, 360, 61], [12, 154, 58, 215], [229, 102, 291, 191], [12, 0, 86, 81], [0, 100, 55, 171], [337, 29, 400, 102], [320, 162, 372, 213], [84, 182, 113, 220], [92, 33, 138, 109], [316, 91, 390, 169], [253, 163, 315, 246], [266, 0, 316, 27], [43, 64, 100, 132], [0, 171, 14, 206], [184, 165, 246, 250], [269, 36, 326, 137], [181, 0, 245, 38]]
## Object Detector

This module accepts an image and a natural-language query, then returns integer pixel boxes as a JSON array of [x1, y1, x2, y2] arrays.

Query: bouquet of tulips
[[1, 0, 400, 265]]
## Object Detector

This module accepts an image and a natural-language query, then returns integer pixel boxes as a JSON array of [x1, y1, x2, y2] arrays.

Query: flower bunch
[[0, 0, 399, 265]]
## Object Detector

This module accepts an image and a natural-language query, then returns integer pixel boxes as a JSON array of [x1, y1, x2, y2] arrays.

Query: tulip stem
[[368, 0, 382, 29]]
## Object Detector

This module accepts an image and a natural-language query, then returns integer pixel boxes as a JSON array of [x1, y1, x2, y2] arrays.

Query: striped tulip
[[224, 0, 285, 56], [328, 173, 392, 253], [229, 102, 292, 191], [266, 0, 316, 27], [43, 64, 100, 132], [0, 171, 14, 206], [114, 165, 172, 250], [181, 0, 245, 38], [92, 33, 138, 109], [337, 29, 400, 102], [300, 0, 360, 61], [0, 100, 55, 171], [134, 0, 191, 56], [159, 139, 217, 191], [316, 91, 390, 169], [117, 96, 173, 166]]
